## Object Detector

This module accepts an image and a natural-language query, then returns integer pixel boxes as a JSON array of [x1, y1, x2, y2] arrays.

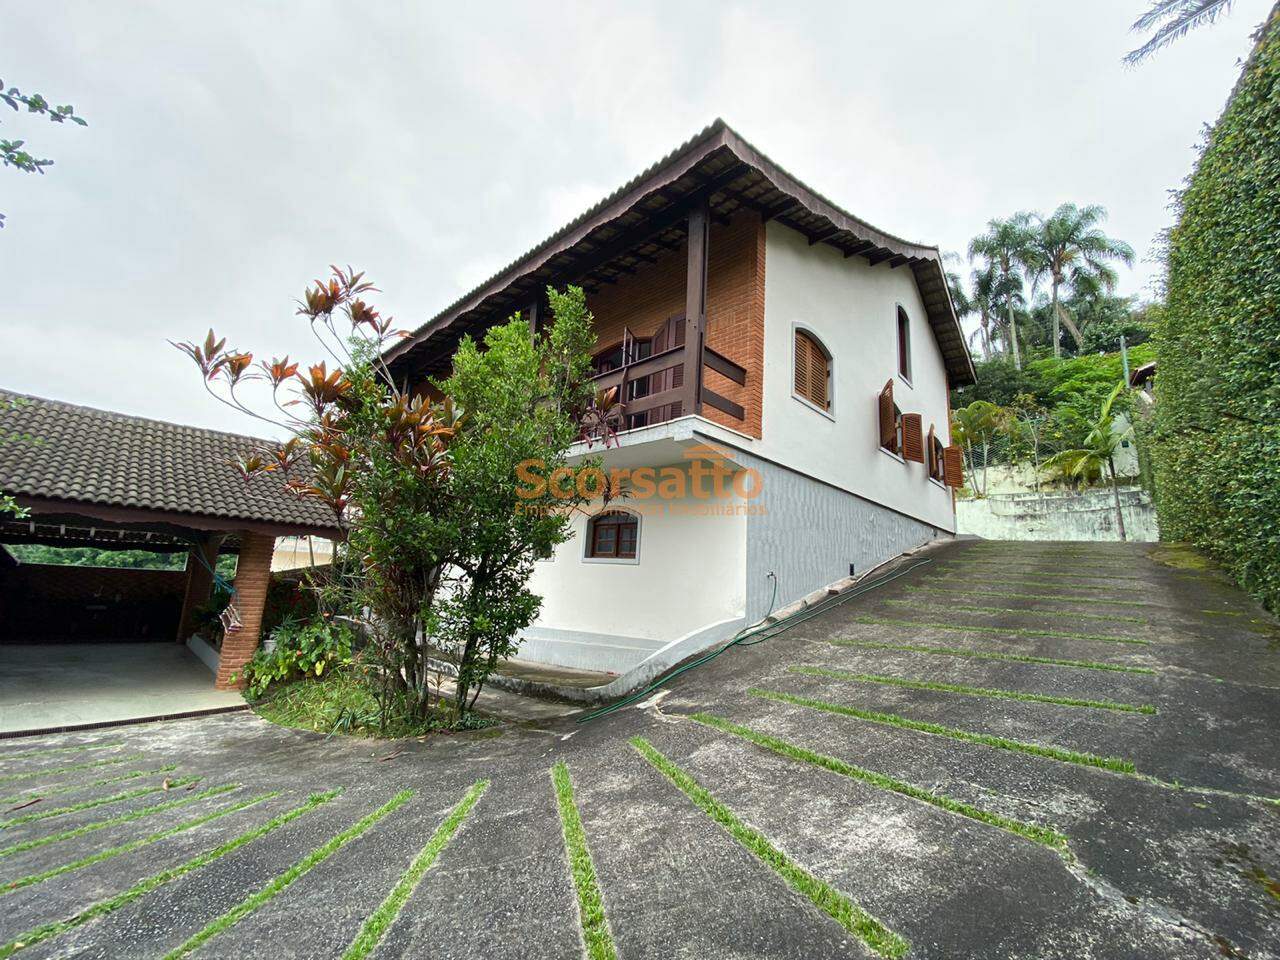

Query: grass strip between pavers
[[0, 741, 123, 765], [936, 563, 1145, 581], [0, 754, 142, 787], [160, 788, 409, 960], [3, 789, 269, 894], [552, 762, 617, 960], [830, 639, 1157, 674], [689, 713, 1070, 851], [905, 585, 1158, 608], [0, 764, 179, 806], [0, 784, 235, 861], [161, 790, 413, 960], [0, 789, 340, 959], [751, 689, 1136, 774], [789, 666, 1157, 715], [343, 780, 489, 960], [853, 616, 1150, 646], [630, 736, 909, 958], [885, 598, 1148, 625], [0, 777, 202, 828], [926, 574, 1146, 595]]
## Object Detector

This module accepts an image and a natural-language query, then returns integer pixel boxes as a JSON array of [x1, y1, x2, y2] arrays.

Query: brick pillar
[[215, 531, 275, 690], [176, 535, 223, 642]]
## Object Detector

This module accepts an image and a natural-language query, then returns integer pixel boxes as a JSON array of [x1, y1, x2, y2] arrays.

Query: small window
[[893, 404, 904, 455], [587, 511, 639, 560], [794, 329, 831, 410], [927, 429, 946, 482], [896, 307, 912, 382]]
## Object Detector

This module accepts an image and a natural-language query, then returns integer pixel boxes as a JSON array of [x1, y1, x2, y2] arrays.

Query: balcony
[[588, 324, 747, 432]]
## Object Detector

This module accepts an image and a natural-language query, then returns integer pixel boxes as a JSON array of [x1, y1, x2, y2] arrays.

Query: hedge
[[1152, 3, 1280, 612]]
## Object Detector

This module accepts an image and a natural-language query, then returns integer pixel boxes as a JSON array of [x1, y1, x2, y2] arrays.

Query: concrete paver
[[2, 540, 1278, 959]]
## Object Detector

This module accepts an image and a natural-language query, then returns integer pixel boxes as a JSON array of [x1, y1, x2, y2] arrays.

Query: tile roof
[[387, 118, 975, 386], [0, 390, 340, 533]]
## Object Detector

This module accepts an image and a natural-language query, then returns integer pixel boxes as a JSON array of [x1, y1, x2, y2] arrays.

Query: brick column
[[215, 531, 275, 690], [176, 535, 223, 642]]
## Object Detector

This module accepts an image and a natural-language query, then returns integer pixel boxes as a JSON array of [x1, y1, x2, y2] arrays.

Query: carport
[[0, 390, 341, 734]]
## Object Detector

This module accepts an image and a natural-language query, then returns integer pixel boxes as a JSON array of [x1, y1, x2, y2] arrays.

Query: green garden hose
[[576, 557, 934, 723]]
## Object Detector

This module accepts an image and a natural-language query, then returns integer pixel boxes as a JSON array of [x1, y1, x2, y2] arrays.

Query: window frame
[[791, 324, 835, 420], [582, 509, 642, 565], [881, 402, 906, 462], [927, 433, 947, 487], [895, 305, 913, 385]]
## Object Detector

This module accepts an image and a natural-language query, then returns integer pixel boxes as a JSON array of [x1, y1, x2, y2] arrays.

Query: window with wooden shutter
[[901, 413, 924, 463], [927, 425, 946, 482], [877, 379, 896, 451], [793, 329, 830, 410], [942, 445, 964, 488]]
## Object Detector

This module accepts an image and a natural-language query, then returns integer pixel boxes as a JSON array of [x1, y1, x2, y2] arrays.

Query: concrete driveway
[[2, 540, 1278, 959], [0, 643, 243, 735]]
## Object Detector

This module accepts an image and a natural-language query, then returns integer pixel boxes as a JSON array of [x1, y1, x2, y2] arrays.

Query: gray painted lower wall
[[739, 452, 946, 622]]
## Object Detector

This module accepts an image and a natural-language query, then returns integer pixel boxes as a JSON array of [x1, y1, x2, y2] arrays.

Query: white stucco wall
[[759, 221, 956, 532], [520, 469, 749, 670]]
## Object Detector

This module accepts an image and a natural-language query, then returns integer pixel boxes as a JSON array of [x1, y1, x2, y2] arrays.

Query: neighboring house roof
[[387, 118, 976, 386], [1130, 360, 1157, 388], [0, 390, 340, 535]]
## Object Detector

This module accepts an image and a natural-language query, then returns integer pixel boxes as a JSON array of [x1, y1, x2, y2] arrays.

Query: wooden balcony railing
[[588, 339, 747, 431]]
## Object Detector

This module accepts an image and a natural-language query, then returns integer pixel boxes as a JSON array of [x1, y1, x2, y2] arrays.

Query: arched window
[[896, 306, 912, 382], [586, 510, 639, 560], [793, 328, 831, 410]]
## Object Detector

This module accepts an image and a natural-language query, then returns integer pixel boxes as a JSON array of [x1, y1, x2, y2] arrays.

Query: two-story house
[[386, 120, 973, 682]]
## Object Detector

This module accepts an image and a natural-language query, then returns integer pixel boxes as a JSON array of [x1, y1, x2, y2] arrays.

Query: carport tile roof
[[0, 390, 339, 532]]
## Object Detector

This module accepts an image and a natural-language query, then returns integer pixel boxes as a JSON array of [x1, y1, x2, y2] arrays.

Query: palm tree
[[1126, 0, 1236, 64], [943, 255, 982, 357], [964, 266, 994, 359], [969, 215, 1035, 370], [1045, 382, 1133, 540], [1025, 204, 1134, 359], [951, 400, 1005, 496]]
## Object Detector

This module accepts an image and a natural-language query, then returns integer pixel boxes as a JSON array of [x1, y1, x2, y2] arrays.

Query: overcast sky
[[2, 1, 1271, 435]]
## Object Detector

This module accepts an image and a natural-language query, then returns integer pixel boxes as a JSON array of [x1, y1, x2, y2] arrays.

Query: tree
[[1126, 0, 1238, 64], [951, 400, 1006, 496], [1025, 204, 1134, 359], [176, 267, 599, 727], [1, 79, 87, 228], [433, 287, 598, 716], [969, 215, 1035, 370], [1045, 382, 1134, 540]]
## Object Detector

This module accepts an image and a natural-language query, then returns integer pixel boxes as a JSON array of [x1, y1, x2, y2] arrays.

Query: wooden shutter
[[794, 329, 810, 398], [902, 413, 924, 463], [794, 330, 828, 408], [877, 379, 896, 449], [942, 445, 964, 488]]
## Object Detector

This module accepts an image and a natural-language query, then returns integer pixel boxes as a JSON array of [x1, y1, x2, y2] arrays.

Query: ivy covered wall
[[1153, 3, 1280, 611]]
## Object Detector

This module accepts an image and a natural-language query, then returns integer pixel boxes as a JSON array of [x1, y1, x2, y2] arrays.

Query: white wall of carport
[[759, 221, 956, 533]]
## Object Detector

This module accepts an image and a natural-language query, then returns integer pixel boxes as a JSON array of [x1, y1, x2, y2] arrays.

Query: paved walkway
[[0, 643, 243, 734], [2, 541, 1279, 958]]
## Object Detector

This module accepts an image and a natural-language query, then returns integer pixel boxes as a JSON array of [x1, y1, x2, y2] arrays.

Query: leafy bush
[[239, 616, 354, 700], [1152, 8, 1280, 612]]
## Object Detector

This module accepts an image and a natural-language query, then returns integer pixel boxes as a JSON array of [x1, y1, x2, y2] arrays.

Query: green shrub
[[1152, 7, 1280, 612], [239, 616, 354, 700]]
